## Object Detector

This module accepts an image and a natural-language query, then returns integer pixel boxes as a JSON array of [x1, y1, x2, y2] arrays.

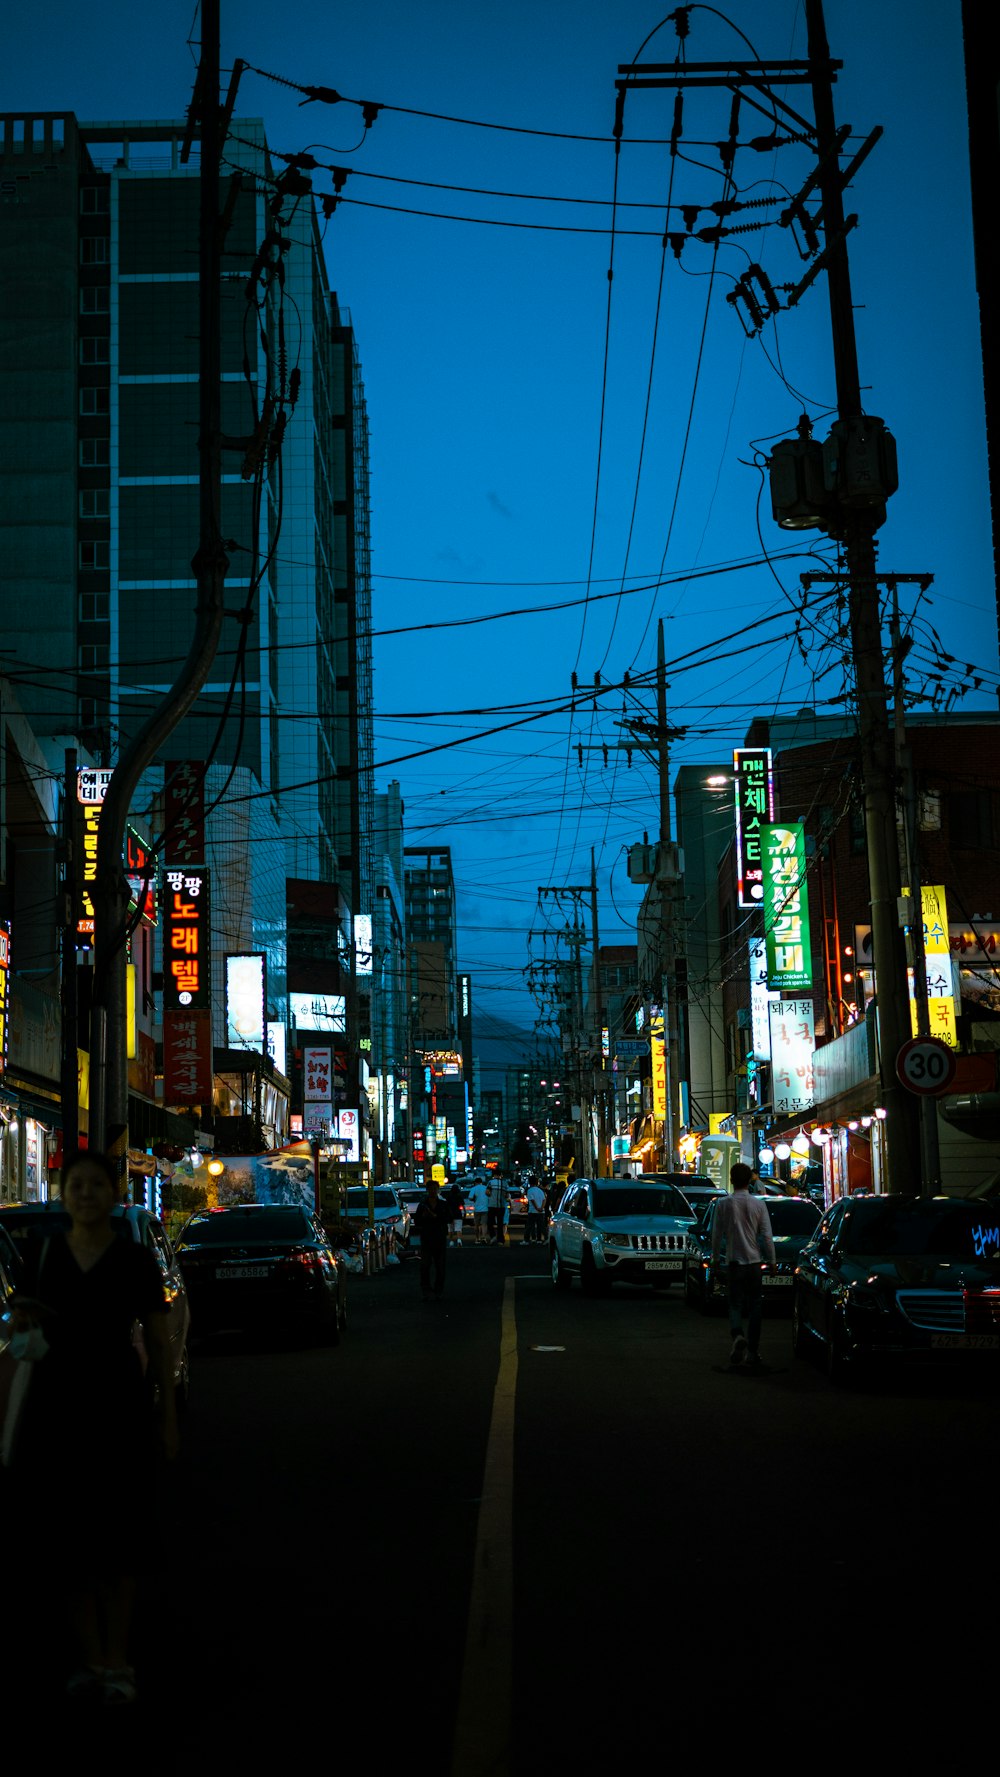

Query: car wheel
[[551, 1244, 571, 1290]]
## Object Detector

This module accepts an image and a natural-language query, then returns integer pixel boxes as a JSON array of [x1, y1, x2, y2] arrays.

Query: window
[[80, 186, 110, 214], [80, 237, 109, 264], [78, 642, 110, 673], [79, 590, 110, 623], [80, 437, 109, 466], [79, 335, 110, 365], [79, 490, 110, 519], [950, 792, 994, 851], [79, 540, 110, 570], [79, 388, 109, 416], [80, 287, 110, 314]]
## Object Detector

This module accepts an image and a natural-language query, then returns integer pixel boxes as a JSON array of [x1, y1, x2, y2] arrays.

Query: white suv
[[549, 1178, 696, 1295]]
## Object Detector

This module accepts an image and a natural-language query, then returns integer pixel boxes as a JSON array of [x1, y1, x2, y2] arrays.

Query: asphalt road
[[38, 1235, 1000, 1761]]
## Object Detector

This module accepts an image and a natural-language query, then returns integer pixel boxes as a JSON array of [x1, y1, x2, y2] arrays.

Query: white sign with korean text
[[768, 997, 816, 1116]]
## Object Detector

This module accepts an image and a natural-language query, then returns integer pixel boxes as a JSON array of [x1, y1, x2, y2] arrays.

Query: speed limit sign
[[895, 1036, 957, 1095]]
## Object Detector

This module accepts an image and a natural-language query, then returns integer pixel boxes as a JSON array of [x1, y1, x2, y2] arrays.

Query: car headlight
[[601, 1233, 631, 1249]]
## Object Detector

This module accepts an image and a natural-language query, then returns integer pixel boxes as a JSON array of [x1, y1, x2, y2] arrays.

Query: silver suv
[[550, 1178, 697, 1295]]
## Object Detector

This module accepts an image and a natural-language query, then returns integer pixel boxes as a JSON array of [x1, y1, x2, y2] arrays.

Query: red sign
[[162, 868, 211, 1012], [163, 1008, 213, 1104], [164, 760, 207, 865], [126, 826, 157, 926]]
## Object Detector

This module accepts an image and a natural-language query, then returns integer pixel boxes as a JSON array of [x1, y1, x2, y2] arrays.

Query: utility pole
[[803, 0, 918, 1191], [589, 847, 607, 1176], [890, 586, 942, 1192], [89, 0, 230, 1172]]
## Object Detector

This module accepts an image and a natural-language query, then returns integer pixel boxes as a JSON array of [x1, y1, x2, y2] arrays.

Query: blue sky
[[4, 2, 992, 1045]]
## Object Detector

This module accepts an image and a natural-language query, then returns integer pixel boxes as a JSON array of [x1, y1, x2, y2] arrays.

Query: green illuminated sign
[[761, 823, 813, 992]]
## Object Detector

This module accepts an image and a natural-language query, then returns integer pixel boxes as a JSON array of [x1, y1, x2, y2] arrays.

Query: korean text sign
[[162, 868, 211, 1012], [761, 823, 813, 992], [734, 748, 774, 908], [768, 997, 816, 1116]]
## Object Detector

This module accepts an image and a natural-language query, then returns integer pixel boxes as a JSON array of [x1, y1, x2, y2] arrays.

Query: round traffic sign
[[895, 1036, 957, 1096]]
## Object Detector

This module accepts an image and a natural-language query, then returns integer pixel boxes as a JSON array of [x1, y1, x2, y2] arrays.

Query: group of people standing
[[410, 1171, 557, 1299]]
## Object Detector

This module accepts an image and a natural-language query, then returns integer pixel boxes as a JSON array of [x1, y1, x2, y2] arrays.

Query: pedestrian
[[445, 1180, 464, 1248], [4, 1148, 178, 1704], [413, 1177, 450, 1299], [469, 1176, 490, 1244], [525, 1177, 547, 1244], [711, 1161, 777, 1372], [491, 1176, 509, 1245]]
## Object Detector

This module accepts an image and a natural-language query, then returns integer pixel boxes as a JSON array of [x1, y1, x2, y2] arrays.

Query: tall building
[[0, 109, 375, 1149], [404, 846, 459, 1044]]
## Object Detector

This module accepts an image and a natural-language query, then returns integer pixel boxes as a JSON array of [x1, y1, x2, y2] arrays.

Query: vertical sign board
[[650, 1015, 667, 1119], [734, 748, 774, 907], [163, 760, 206, 865], [749, 938, 772, 1060], [768, 998, 816, 1116], [761, 824, 813, 992], [909, 883, 959, 1048], [76, 767, 114, 947], [0, 922, 10, 1072], [303, 1045, 332, 1102], [225, 953, 266, 1052], [161, 867, 212, 1105]]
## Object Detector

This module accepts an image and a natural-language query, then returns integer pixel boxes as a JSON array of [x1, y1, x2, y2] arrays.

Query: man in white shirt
[[525, 1178, 547, 1244], [469, 1177, 490, 1245], [711, 1162, 777, 1371]]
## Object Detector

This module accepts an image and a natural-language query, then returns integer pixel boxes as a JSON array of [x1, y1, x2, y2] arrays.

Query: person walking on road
[[525, 1177, 546, 1244], [413, 1178, 450, 1300], [469, 1177, 490, 1245], [445, 1181, 464, 1248], [711, 1161, 777, 1371]]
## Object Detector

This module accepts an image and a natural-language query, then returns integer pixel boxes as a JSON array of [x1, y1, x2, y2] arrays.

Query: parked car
[[175, 1204, 347, 1342], [549, 1178, 696, 1294], [684, 1194, 820, 1311], [0, 1200, 191, 1401], [343, 1186, 411, 1249], [792, 1194, 1000, 1380], [652, 1174, 727, 1223]]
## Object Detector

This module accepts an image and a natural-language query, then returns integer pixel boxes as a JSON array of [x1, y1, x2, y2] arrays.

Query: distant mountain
[[472, 1013, 548, 1088]]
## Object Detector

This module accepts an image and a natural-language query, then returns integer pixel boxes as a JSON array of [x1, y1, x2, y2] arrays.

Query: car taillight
[[280, 1248, 324, 1273]]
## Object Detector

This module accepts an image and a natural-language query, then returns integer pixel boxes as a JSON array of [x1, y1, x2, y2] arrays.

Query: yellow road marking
[[451, 1276, 518, 1777]]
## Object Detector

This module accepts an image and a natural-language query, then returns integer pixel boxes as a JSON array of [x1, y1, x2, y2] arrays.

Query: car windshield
[[346, 1189, 397, 1210], [766, 1200, 821, 1235], [180, 1210, 311, 1244], [841, 1202, 1000, 1258], [592, 1186, 692, 1219]]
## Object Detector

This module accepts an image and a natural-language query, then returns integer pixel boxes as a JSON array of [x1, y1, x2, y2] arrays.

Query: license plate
[[645, 1260, 682, 1272], [217, 1266, 269, 1279], [930, 1333, 999, 1349], [762, 1275, 792, 1287]]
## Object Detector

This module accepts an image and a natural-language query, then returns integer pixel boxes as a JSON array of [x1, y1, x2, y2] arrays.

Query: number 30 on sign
[[895, 1036, 957, 1095]]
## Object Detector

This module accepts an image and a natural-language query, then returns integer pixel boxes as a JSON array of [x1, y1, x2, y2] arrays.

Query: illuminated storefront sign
[[761, 823, 813, 992], [76, 767, 113, 946], [354, 913, 373, 976], [267, 1024, 287, 1076], [125, 826, 158, 926], [734, 748, 774, 908], [650, 1015, 666, 1120], [162, 868, 211, 1011], [749, 938, 773, 1060], [226, 953, 266, 1052], [0, 921, 10, 1072], [337, 1108, 360, 1162], [163, 1008, 213, 1104], [289, 991, 346, 1033], [768, 997, 816, 1116], [907, 884, 958, 1047]]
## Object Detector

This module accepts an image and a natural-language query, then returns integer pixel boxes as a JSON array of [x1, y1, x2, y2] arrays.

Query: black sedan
[[175, 1204, 347, 1343], [792, 1195, 1000, 1380], [684, 1194, 820, 1311]]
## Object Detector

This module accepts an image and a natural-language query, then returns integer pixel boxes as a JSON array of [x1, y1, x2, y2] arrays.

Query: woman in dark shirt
[[9, 1148, 178, 1703]]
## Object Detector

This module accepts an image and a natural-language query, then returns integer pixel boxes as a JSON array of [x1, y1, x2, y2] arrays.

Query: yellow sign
[[921, 885, 949, 954], [910, 992, 958, 1049], [708, 1113, 728, 1135], [431, 1164, 447, 1184], [651, 1016, 666, 1120]]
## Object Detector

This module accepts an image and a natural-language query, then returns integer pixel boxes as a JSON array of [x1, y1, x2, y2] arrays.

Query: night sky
[[3, 1, 991, 1046]]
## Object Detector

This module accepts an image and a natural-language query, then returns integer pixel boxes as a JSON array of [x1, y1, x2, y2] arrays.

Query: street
[[91, 1235, 997, 1764]]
